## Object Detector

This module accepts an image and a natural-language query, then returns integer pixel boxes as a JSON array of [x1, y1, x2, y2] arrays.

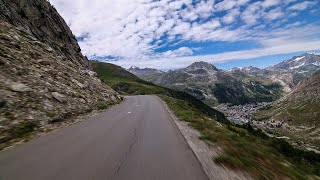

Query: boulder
[[0, 100, 6, 108], [37, 59, 51, 66], [0, 58, 5, 65], [10, 82, 32, 92], [51, 92, 66, 103]]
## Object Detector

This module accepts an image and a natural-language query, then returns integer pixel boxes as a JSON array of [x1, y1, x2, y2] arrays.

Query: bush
[[8, 121, 39, 141]]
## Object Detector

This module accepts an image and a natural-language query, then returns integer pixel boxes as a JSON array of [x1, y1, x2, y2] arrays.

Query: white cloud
[[240, 2, 263, 25], [160, 47, 194, 58], [288, 1, 317, 11], [49, 0, 320, 69], [214, 0, 237, 11], [222, 8, 241, 24], [262, 0, 280, 8], [264, 7, 284, 21], [113, 40, 320, 69]]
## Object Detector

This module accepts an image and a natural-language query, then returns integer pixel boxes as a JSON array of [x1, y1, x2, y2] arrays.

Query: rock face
[[265, 53, 320, 92], [0, 0, 119, 145], [268, 53, 320, 71], [0, 0, 89, 68]]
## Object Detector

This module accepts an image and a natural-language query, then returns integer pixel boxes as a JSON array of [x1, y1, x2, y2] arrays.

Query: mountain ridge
[[128, 53, 320, 105]]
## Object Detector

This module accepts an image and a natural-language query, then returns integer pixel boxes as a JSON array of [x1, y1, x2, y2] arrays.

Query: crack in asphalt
[[111, 128, 138, 179]]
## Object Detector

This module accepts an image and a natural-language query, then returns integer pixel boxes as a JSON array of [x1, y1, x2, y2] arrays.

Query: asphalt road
[[0, 95, 208, 180]]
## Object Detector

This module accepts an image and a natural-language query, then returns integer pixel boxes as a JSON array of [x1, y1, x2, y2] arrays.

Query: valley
[[215, 102, 271, 125]]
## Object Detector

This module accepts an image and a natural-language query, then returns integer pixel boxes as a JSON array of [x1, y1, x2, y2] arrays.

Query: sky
[[50, 0, 320, 70]]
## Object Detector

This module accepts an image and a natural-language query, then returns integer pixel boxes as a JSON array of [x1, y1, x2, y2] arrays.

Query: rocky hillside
[[254, 70, 320, 151], [268, 52, 320, 71], [0, 0, 119, 147], [265, 53, 320, 92]]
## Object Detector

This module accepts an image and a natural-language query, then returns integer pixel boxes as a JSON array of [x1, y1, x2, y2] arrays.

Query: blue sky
[[51, 0, 320, 69]]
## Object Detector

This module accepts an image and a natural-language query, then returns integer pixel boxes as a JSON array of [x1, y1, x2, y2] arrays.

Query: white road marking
[[128, 112, 131, 114]]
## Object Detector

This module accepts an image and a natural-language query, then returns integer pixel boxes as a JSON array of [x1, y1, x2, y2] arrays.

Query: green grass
[[252, 100, 320, 149], [96, 99, 119, 110], [91, 61, 168, 95], [0, 121, 39, 145], [159, 95, 320, 180]]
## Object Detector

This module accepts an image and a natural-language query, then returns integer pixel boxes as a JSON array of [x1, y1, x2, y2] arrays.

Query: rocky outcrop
[[0, 0, 89, 68], [0, 0, 119, 146]]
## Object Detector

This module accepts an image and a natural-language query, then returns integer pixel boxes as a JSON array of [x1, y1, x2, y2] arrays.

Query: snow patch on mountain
[[290, 62, 305, 69], [293, 56, 304, 61], [306, 52, 320, 56]]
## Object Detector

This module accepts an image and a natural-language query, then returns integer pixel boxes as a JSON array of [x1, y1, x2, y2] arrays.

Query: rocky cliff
[[0, 0, 89, 68], [0, 0, 119, 147]]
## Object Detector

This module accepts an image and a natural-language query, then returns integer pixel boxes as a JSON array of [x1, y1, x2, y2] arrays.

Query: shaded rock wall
[[0, 0, 119, 146], [0, 0, 89, 68]]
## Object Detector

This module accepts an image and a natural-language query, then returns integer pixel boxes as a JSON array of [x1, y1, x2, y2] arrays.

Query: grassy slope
[[253, 71, 320, 150], [160, 95, 320, 180], [91, 61, 168, 95]]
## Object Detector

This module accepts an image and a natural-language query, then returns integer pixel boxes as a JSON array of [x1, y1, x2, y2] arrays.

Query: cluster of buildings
[[216, 102, 287, 131], [215, 102, 271, 126]]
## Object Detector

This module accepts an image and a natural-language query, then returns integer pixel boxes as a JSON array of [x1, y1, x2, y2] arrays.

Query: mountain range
[[129, 52, 320, 105]]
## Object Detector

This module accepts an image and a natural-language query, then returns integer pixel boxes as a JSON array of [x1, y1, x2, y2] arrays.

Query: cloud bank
[[50, 0, 320, 69]]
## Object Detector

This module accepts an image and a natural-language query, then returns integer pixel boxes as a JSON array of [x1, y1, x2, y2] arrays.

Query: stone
[[10, 82, 32, 92], [82, 70, 97, 77], [0, 58, 5, 65], [51, 92, 66, 103], [0, 100, 6, 108], [71, 79, 84, 89], [37, 59, 51, 66], [110, 95, 117, 101], [79, 98, 86, 103]]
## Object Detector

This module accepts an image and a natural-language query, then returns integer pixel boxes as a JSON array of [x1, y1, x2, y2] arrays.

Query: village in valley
[[215, 102, 285, 129]]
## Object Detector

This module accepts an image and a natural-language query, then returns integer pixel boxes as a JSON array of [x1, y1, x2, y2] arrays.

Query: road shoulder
[[156, 96, 252, 180]]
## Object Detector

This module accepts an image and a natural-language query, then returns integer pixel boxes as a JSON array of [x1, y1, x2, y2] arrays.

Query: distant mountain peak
[[268, 52, 320, 71], [186, 61, 218, 71], [128, 66, 164, 75], [229, 66, 264, 75], [305, 52, 320, 56]]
